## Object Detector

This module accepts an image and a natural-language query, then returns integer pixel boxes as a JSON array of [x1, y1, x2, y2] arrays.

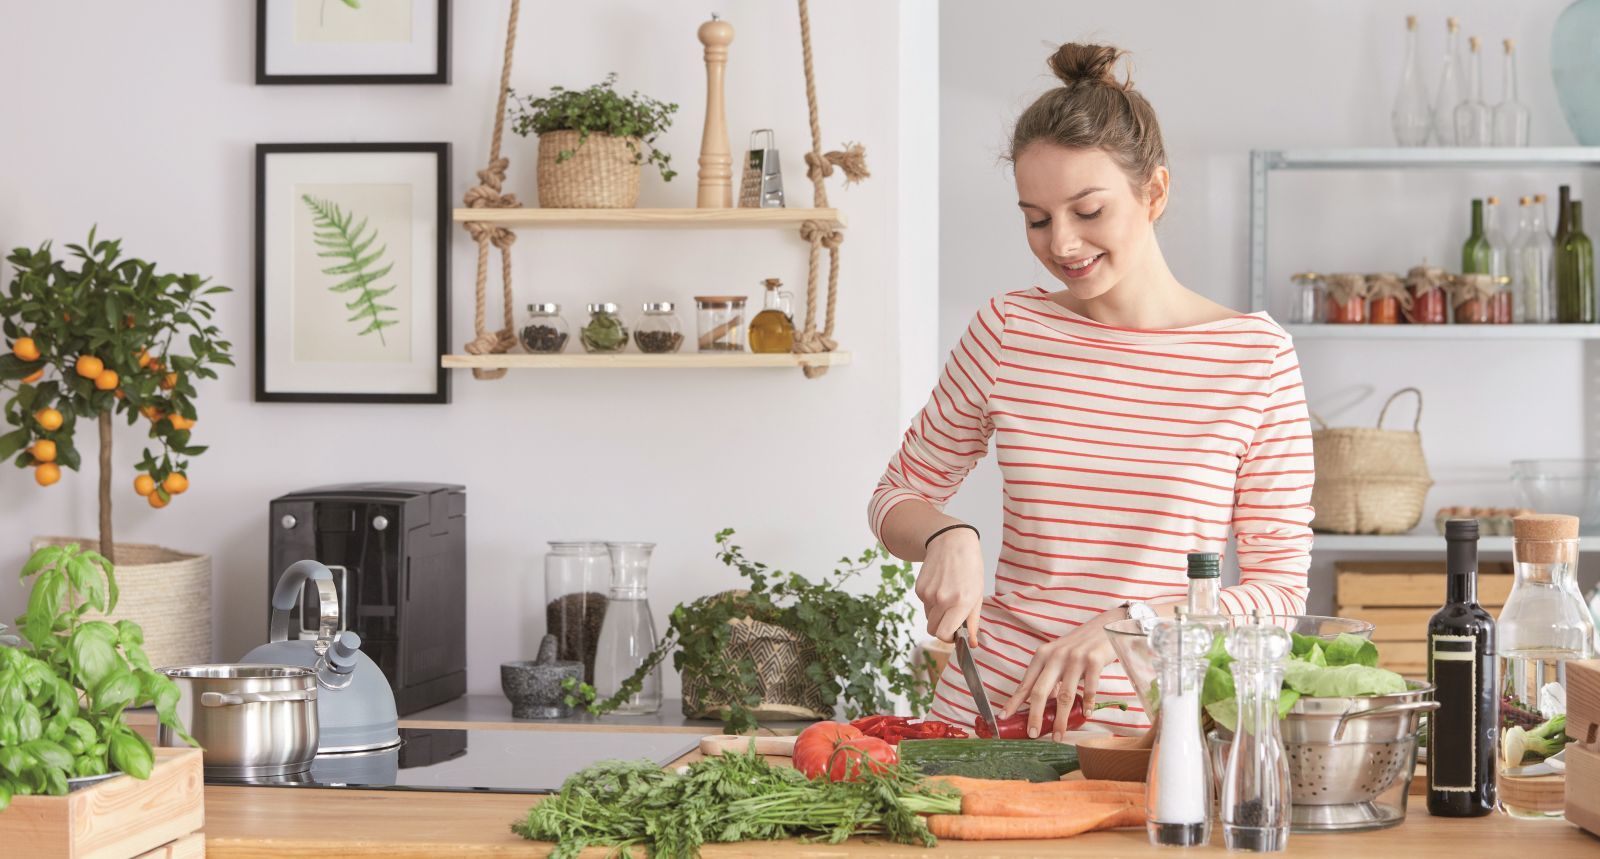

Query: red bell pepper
[[973, 695, 1088, 739]]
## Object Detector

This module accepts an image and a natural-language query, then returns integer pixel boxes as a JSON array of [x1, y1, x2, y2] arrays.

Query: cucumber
[[898, 738, 1080, 783]]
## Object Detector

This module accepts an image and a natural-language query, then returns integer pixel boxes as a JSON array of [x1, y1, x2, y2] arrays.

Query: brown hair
[[1008, 43, 1167, 190]]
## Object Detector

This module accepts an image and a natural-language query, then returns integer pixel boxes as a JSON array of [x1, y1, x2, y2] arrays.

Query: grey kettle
[[241, 560, 401, 753]]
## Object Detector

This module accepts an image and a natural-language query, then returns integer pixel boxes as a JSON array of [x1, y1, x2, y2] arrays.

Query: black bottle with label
[[1426, 518, 1497, 816]]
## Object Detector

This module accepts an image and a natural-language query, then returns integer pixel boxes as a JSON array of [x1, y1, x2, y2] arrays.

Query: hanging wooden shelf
[[442, 351, 852, 370], [452, 207, 846, 231]]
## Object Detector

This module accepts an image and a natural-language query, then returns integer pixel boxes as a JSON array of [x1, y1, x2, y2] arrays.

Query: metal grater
[[738, 129, 785, 208]]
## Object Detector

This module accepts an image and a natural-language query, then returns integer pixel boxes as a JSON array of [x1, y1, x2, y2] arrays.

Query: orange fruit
[[133, 474, 156, 496], [21, 368, 44, 384], [114, 388, 125, 400], [160, 372, 177, 391], [94, 369, 118, 391], [168, 414, 195, 431], [136, 349, 151, 369], [35, 462, 60, 486], [75, 355, 103, 379], [148, 490, 168, 509], [30, 440, 57, 463], [163, 473, 188, 495], [148, 359, 163, 374], [34, 408, 63, 431], [140, 405, 165, 422], [12, 337, 39, 361]]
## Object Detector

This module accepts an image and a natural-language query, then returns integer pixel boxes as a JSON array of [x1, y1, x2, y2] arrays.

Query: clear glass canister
[[1497, 514, 1595, 819], [695, 296, 747, 352], [593, 541, 662, 714], [544, 541, 611, 684], [520, 303, 570, 353], [633, 302, 685, 354], [1289, 273, 1326, 324], [580, 302, 629, 353]]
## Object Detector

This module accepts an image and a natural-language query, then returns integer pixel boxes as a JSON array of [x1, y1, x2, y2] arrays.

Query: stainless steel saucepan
[[158, 664, 319, 778]]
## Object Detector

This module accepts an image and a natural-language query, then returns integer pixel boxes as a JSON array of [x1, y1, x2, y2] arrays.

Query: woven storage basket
[[536, 130, 641, 208], [1309, 388, 1434, 535], [681, 611, 830, 722], [31, 537, 212, 669]]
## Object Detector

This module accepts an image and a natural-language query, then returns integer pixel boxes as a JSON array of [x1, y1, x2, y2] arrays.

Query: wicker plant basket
[[681, 614, 831, 722], [1308, 388, 1434, 535], [31, 537, 212, 669], [536, 130, 641, 208]]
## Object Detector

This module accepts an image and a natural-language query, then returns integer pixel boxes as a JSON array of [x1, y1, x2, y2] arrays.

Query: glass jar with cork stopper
[[749, 278, 796, 353], [695, 296, 748, 352]]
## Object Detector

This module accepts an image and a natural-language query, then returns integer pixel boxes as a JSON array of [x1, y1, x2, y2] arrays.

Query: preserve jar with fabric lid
[[1366, 273, 1408, 324], [1452, 274, 1496, 324], [1289, 273, 1326, 324], [1405, 265, 1450, 324], [695, 296, 747, 352], [633, 302, 684, 353], [1324, 273, 1368, 323], [520, 303, 570, 353]]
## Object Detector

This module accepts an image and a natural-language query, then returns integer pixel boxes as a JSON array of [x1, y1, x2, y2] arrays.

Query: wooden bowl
[[1076, 733, 1152, 782]]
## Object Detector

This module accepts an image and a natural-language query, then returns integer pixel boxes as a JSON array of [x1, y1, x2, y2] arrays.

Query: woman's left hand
[[998, 607, 1121, 742]]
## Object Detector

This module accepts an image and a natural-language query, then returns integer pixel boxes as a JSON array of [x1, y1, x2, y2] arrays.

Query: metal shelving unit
[[1285, 324, 1600, 340]]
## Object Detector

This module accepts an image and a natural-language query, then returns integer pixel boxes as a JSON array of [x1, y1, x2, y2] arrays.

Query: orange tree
[[0, 231, 233, 562]]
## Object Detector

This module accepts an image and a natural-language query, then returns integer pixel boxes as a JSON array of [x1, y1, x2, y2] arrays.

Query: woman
[[869, 43, 1313, 741]]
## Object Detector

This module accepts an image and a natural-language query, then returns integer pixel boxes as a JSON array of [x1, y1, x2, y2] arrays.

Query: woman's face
[[1014, 144, 1168, 301]]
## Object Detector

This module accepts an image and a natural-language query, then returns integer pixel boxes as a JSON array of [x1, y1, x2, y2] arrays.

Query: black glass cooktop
[[204, 728, 698, 794]]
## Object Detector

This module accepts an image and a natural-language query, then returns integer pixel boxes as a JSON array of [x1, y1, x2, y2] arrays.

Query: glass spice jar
[[1324, 273, 1369, 323], [1405, 265, 1449, 324], [694, 295, 748, 352], [520, 303, 570, 353], [1289, 273, 1326, 324], [633, 302, 685, 354], [580, 302, 629, 353]]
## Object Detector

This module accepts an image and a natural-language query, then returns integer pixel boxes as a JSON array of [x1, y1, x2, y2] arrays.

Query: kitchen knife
[[955, 627, 999, 738]]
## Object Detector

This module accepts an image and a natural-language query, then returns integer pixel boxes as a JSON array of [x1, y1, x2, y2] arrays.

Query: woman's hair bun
[[1047, 43, 1126, 88]]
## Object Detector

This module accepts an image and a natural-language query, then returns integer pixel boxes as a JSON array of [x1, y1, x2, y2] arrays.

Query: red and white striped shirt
[[869, 287, 1314, 734]]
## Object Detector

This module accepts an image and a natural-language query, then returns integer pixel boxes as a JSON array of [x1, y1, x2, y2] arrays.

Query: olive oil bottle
[[749, 278, 796, 353], [1427, 518, 1497, 817]]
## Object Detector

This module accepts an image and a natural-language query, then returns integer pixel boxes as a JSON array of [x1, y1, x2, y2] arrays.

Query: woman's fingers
[[1000, 647, 1046, 718], [965, 602, 983, 643], [926, 601, 950, 641], [1023, 657, 1064, 738]]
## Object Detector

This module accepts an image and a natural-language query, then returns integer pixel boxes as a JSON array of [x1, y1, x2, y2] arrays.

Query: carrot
[[1051, 778, 1147, 793], [1094, 804, 1146, 830], [926, 805, 1124, 840], [922, 775, 1029, 795], [962, 791, 1139, 817]]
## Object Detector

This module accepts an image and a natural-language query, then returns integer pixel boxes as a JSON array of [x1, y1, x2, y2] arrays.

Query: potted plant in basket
[[569, 529, 931, 734], [508, 72, 679, 208], [0, 543, 195, 811], [0, 231, 233, 668]]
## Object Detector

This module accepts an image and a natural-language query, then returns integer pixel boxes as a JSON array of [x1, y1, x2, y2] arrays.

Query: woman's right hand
[[915, 528, 986, 642]]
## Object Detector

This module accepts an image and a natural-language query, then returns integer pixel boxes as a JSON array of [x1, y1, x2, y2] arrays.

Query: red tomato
[[793, 722, 864, 779], [824, 736, 897, 782]]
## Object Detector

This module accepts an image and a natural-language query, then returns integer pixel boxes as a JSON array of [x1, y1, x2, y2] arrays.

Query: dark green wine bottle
[[1462, 199, 1491, 275], [1557, 190, 1596, 323]]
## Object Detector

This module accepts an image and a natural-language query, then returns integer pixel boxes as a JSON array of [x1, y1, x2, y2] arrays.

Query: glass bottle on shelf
[[1463, 199, 1492, 275], [1221, 614, 1293, 852], [1513, 197, 1553, 323], [1498, 515, 1595, 819], [1557, 189, 1596, 323], [1431, 17, 1465, 145], [748, 278, 797, 353], [1484, 196, 1509, 281], [1454, 36, 1493, 147], [1392, 15, 1433, 146], [593, 541, 662, 714], [633, 302, 685, 354], [1289, 273, 1325, 324], [544, 541, 611, 684], [520, 303, 571, 353], [1492, 39, 1532, 147]]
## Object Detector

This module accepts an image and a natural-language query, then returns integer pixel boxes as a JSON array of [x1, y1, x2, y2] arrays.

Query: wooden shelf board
[[442, 351, 852, 370], [1286, 324, 1600, 340], [451, 207, 845, 230]]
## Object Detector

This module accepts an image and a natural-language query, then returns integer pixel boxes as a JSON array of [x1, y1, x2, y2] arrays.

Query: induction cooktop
[[204, 728, 699, 794]]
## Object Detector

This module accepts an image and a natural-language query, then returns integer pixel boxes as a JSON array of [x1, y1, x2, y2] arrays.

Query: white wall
[[938, 0, 1598, 609], [0, 0, 934, 697]]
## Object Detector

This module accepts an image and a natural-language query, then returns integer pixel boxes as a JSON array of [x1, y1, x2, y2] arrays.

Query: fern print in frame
[[302, 194, 400, 346]]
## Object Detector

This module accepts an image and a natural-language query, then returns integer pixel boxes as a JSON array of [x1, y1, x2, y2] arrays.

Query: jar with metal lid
[[580, 302, 629, 353], [520, 303, 570, 353], [1288, 273, 1326, 324], [694, 296, 747, 352], [633, 302, 685, 353]]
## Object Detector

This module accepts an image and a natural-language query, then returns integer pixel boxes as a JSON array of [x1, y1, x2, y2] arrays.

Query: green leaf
[[0, 428, 29, 461], [1324, 633, 1379, 668], [108, 728, 153, 779], [90, 672, 139, 713], [21, 739, 72, 771]]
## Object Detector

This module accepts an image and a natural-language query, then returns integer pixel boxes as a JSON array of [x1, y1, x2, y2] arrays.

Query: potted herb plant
[[573, 530, 930, 734], [0, 543, 195, 810], [0, 231, 233, 668], [508, 72, 679, 208]]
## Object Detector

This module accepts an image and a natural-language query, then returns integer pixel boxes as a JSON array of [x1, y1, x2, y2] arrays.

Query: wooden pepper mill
[[696, 14, 735, 208]]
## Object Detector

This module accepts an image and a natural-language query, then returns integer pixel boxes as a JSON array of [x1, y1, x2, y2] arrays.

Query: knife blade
[[955, 628, 999, 738]]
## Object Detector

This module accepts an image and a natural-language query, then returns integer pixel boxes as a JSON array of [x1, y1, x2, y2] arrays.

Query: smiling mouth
[[1059, 253, 1104, 272]]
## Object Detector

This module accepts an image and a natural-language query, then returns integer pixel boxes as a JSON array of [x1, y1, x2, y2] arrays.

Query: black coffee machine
[[268, 482, 466, 715]]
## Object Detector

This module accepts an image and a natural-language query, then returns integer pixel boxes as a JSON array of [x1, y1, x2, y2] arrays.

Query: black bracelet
[[924, 523, 980, 550]]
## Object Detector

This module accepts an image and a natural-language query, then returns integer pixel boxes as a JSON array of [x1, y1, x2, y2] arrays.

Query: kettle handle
[[269, 560, 340, 646]]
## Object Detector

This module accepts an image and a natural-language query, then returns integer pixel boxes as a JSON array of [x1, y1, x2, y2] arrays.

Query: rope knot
[[799, 219, 843, 249], [805, 143, 871, 187], [464, 220, 518, 251]]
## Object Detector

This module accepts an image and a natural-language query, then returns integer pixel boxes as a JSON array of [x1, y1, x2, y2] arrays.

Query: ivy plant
[[0, 543, 196, 811], [587, 529, 928, 734], [508, 73, 680, 181]]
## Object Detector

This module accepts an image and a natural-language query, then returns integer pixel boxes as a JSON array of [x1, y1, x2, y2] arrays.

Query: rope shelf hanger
[[458, 0, 867, 380]]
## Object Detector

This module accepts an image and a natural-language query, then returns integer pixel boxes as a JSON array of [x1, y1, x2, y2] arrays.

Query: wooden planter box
[[0, 747, 203, 859]]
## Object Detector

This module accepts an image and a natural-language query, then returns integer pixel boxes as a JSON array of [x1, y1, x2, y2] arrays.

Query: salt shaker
[[1145, 609, 1214, 847], [1221, 612, 1292, 852]]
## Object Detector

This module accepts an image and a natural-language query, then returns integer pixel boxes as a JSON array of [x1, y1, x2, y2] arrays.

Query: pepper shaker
[[1145, 608, 1214, 847], [1221, 612, 1292, 852]]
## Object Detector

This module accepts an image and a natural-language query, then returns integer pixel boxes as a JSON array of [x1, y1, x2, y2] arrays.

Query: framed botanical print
[[257, 0, 450, 85], [255, 143, 450, 404]]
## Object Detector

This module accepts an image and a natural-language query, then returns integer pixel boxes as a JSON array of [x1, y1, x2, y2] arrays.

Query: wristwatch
[[1122, 600, 1159, 634]]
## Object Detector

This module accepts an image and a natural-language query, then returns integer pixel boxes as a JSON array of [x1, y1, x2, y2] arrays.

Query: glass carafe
[[544, 541, 610, 684], [749, 278, 796, 353], [1497, 515, 1595, 819], [1145, 612, 1214, 847], [594, 541, 662, 714], [1221, 615, 1292, 852]]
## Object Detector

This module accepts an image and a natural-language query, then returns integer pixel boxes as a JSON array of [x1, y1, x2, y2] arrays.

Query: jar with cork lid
[[749, 278, 796, 353], [695, 296, 748, 352]]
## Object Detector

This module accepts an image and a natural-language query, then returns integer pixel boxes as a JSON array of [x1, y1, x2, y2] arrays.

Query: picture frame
[[254, 142, 450, 404], [256, 0, 450, 85]]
